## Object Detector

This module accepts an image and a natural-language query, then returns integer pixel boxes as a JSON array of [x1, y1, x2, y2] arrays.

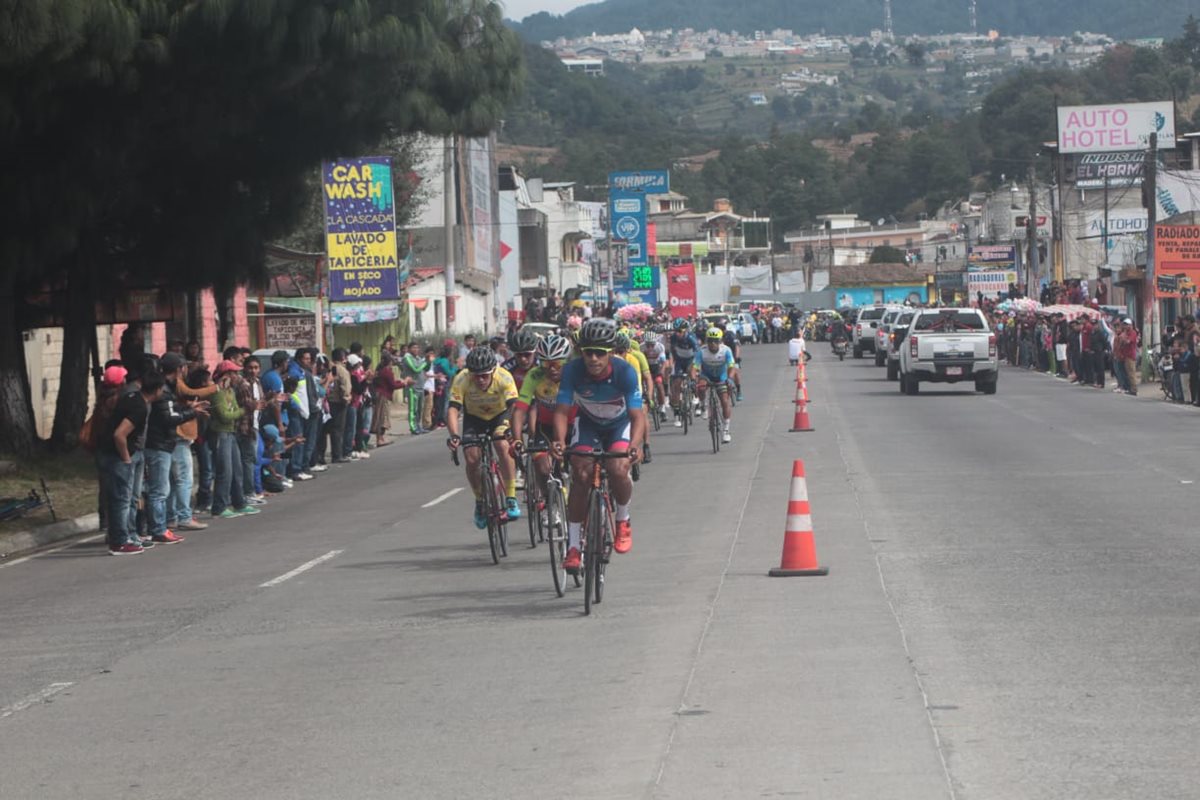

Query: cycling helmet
[[465, 346, 498, 374], [614, 331, 631, 352], [536, 334, 573, 362], [706, 327, 724, 340], [672, 318, 689, 331], [509, 326, 540, 354], [578, 318, 618, 349], [641, 331, 659, 347]]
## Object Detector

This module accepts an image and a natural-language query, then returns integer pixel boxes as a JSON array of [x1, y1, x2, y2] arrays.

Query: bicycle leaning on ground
[[451, 433, 510, 564]]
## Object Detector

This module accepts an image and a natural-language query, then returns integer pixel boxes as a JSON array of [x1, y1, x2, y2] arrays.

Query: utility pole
[[1102, 175, 1110, 269], [1027, 165, 1039, 297], [883, 0, 893, 40], [1144, 132, 1159, 355], [443, 134, 457, 330]]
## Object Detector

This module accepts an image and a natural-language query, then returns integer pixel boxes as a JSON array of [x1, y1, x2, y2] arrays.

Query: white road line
[[0, 682, 73, 719], [0, 534, 104, 570], [421, 487, 463, 508], [259, 550, 343, 588]]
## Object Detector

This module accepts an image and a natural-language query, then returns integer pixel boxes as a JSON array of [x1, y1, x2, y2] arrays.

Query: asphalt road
[[2, 344, 1198, 799]]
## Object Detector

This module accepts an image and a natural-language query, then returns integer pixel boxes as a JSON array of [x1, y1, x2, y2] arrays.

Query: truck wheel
[[898, 373, 908, 394], [977, 377, 998, 395], [886, 362, 898, 381], [853, 345, 862, 359], [874, 351, 886, 367], [904, 374, 920, 395]]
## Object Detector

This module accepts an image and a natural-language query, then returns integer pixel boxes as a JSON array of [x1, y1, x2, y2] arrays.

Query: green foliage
[[1, 0, 524, 290], [870, 245, 906, 263]]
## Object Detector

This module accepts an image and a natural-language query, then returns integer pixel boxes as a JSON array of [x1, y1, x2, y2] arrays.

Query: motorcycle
[[832, 338, 847, 361]]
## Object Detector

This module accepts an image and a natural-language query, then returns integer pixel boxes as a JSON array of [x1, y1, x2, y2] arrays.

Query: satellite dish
[[876, 218, 885, 226]]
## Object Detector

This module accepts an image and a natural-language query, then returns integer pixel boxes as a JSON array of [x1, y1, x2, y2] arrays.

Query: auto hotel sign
[[1056, 102, 1174, 154]]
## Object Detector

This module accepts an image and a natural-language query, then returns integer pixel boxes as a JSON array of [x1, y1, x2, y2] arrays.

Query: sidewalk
[[0, 405, 426, 564]]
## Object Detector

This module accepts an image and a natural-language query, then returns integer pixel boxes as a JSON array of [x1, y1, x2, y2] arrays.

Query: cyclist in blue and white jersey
[[667, 318, 700, 426], [551, 319, 646, 573], [714, 318, 743, 401], [692, 327, 735, 444], [641, 330, 668, 421]]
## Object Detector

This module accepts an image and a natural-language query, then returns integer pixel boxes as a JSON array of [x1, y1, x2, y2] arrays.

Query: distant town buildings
[[549, 27, 1120, 74]]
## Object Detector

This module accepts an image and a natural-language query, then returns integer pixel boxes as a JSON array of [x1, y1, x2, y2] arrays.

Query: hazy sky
[[501, 0, 589, 20]]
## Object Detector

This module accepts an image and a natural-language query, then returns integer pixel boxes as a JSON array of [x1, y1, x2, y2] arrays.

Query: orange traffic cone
[[793, 379, 809, 406], [769, 460, 828, 577], [789, 397, 813, 432]]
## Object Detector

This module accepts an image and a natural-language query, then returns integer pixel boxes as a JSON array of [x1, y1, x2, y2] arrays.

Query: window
[[912, 311, 986, 331]]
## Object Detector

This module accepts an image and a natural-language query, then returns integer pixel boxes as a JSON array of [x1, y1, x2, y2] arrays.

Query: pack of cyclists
[[447, 312, 747, 575]]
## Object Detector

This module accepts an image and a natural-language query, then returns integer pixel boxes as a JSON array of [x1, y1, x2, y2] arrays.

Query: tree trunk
[[49, 257, 97, 450], [0, 274, 40, 457]]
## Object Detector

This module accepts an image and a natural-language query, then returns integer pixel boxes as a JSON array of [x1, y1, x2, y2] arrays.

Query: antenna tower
[[883, 0, 894, 39], [969, 0, 977, 35]]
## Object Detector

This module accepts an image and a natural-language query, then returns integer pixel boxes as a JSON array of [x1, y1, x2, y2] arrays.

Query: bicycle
[[450, 434, 509, 564], [525, 440, 576, 596], [726, 377, 739, 407], [573, 449, 630, 616], [678, 377, 694, 436], [699, 380, 722, 454], [519, 446, 546, 549]]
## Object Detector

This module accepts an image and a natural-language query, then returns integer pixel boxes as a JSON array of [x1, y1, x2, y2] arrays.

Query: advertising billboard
[[1072, 151, 1145, 188], [609, 169, 669, 267], [1056, 102, 1175, 154], [967, 245, 1016, 271], [323, 157, 401, 302], [967, 270, 1019, 299], [1154, 224, 1200, 298], [666, 263, 697, 316]]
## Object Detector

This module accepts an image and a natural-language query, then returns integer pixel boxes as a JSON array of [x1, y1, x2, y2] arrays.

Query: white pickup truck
[[896, 308, 998, 395]]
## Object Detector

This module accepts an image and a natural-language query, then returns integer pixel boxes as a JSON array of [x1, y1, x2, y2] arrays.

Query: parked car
[[852, 305, 888, 358], [873, 307, 907, 366], [897, 308, 998, 395], [885, 310, 916, 380], [732, 312, 760, 343]]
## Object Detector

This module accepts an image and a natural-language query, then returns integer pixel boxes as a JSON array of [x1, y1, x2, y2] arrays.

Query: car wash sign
[[1057, 102, 1174, 154], [609, 170, 668, 267], [323, 157, 401, 301]]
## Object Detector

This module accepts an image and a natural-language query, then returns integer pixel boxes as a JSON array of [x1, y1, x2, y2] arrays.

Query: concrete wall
[[24, 326, 116, 439]]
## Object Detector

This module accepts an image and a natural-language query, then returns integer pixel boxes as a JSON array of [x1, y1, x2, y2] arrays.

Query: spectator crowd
[[83, 331, 486, 556]]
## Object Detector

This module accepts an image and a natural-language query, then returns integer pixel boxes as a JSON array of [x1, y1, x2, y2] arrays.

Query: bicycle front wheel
[[485, 472, 502, 565], [681, 390, 690, 435], [524, 458, 541, 548], [545, 481, 568, 597], [710, 395, 721, 454], [583, 491, 604, 615]]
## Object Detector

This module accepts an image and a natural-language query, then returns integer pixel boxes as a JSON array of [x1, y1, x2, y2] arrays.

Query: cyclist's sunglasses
[[581, 348, 611, 358]]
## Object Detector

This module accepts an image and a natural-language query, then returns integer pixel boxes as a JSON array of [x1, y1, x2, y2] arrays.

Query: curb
[[0, 513, 100, 562]]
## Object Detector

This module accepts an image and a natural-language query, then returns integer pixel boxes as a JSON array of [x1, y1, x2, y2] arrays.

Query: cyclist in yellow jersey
[[510, 335, 575, 495], [446, 346, 521, 529], [614, 331, 654, 463]]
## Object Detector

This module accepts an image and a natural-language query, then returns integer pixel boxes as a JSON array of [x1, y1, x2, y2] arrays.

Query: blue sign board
[[609, 170, 669, 267]]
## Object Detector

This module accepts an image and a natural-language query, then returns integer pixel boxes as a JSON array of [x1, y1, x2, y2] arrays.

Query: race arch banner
[[323, 157, 401, 302], [666, 262, 697, 318]]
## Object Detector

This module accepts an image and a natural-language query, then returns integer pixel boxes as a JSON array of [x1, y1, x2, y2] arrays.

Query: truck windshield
[[913, 312, 986, 332]]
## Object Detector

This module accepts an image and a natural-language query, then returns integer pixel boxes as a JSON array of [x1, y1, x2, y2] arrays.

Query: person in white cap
[[1113, 317, 1139, 395]]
